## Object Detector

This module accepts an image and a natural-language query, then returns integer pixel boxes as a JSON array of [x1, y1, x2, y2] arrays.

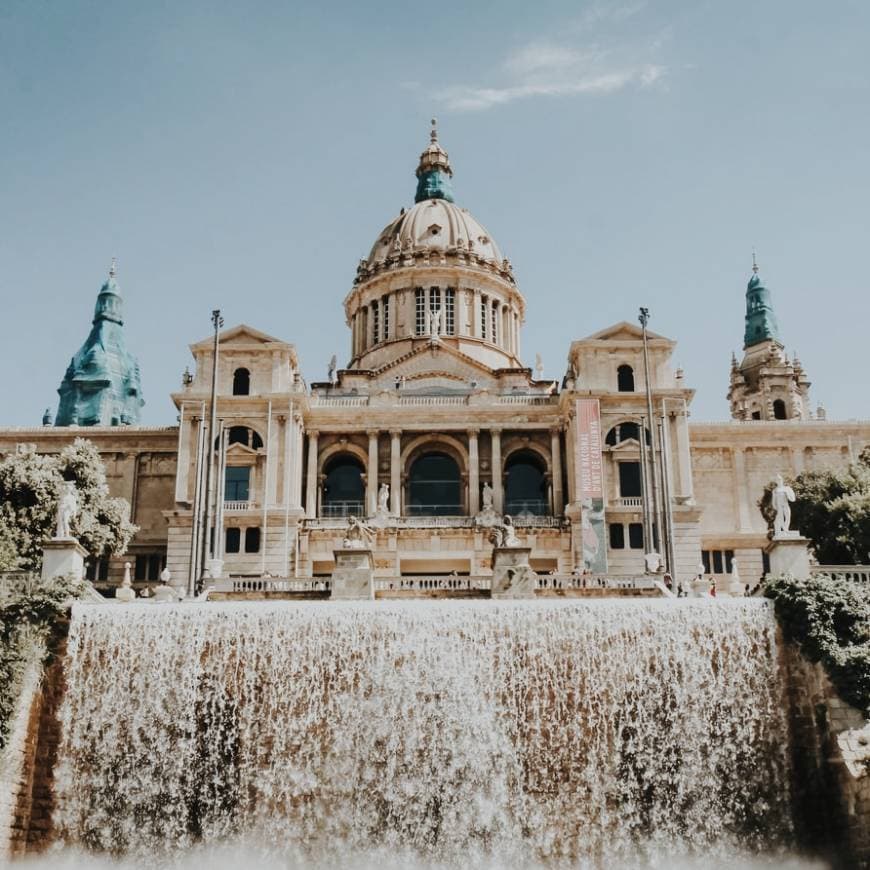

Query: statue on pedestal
[[772, 474, 796, 536], [343, 515, 374, 550], [488, 515, 521, 549], [115, 561, 136, 602], [482, 481, 494, 511], [377, 482, 390, 514], [54, 481, 79, 540]]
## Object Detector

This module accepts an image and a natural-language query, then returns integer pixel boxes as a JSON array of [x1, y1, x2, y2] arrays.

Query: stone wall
[[785, 644, 870, 868]]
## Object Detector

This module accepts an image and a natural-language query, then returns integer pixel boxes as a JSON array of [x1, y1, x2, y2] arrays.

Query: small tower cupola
[[743, 255, 780, 347], [414, 119, 455, 204]]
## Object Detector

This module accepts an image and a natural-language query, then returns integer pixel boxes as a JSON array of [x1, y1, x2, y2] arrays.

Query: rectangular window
[[415, 288, 426, 335], [372, 300, 379, 344], [702, 550, 711, 574], [444, 288, 455, 335], [702, 549, 736, 574], [86, 557, 110, 583], [382, 294, 389, 340], [481, 295, 488, 339], [491, 301, 498, 344], [628, 523, 644, 549], [618, 462, 642, 498], [712, 550, 724, 574], [725, 549, 734, 573], [225, 466, 250, 501], [609, 523, 625, 549], [244, 527, 261, 553], [429, 286, 441, 324], [135, 553, 164, 581], [225, 527, 241, 554]]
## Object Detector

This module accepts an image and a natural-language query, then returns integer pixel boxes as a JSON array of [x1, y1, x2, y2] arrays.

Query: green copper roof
[[414, 119, 455, 203], [743, 262, 781, 348], [55, 263, 145, 427]]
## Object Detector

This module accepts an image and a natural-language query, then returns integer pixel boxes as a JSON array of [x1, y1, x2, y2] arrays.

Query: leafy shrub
[[764, 574, 870, 712]]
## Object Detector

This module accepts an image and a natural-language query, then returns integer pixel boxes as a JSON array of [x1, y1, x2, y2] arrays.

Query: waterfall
[[52, 599, 795, 867]]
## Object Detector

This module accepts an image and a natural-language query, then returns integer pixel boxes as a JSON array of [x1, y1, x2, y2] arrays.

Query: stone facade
[[2, 126, 869, 590]]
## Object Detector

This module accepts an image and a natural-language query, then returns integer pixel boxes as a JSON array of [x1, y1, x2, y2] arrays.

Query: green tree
[[0, 439, 137, 573], [759, 453, 870, 564]]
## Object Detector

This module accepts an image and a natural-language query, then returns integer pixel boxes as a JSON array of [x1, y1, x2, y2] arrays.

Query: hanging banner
[[575, 398, 607, 573]]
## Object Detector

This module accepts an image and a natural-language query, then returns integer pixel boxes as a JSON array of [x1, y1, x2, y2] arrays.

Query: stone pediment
[[581, 321, 670, 344], [366, 340, 500, 390], [225, 441, 260, 459], [190, 324, 292, 352]]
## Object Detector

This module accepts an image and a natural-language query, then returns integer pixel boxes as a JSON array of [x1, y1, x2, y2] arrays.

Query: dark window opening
[[773, 399, 787, 420], [609, 523, 625, 549], [617, 364, 635, 392], [244, 527, 261, 553], [605, 422, 651, 446], [225, 467, 251, 501], [628, 523, 644, 549], [751, 411, 761, 420], [505, 451, 547, 516], [226, 426, 263, 450], [135, 553, 165, 581], [232, 367, 250, 396], [618, 462, 642, 498], [225, 527, 241, 553], [702, 549, 735, 574], [408, 452, 461, 516], [322, 455, 365, 517], [86, 557, 110, 583]]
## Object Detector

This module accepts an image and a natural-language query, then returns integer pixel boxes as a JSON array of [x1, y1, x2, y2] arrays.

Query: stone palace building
[[2, 123, 867, 592]]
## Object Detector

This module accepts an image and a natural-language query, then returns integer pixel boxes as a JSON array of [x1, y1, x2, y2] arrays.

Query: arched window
[[505, 451, 547, 516], [232, 368, 250, 396], [605, 422, 651, 446], [407, 452, 461, 516], [227, 426, 263, 450], [617, 364, 635, 392], [322, 455, 365, 517], [773, 399, 787, 420]]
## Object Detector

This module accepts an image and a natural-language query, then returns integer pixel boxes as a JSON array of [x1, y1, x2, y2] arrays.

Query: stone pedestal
[[205, 558, 224, 580], [491, 547, 537, 599], [766, 534, 812, 580], [331, 549, 374, 600], [41, 538, 87, 583]]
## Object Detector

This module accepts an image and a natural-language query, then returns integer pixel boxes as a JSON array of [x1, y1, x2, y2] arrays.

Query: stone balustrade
[[811, 565, 870, 583]]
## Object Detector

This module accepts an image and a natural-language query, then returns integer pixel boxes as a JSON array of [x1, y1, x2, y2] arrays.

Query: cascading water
[[51, 599, 797, 867]]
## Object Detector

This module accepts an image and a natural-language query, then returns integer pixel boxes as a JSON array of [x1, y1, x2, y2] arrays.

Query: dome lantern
[[415, 119, 455, 204]]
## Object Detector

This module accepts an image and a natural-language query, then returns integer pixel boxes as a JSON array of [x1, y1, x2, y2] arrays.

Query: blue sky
[[1, 0, 868, 426]]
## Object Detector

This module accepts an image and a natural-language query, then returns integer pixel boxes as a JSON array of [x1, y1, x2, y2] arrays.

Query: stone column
[[175, 404, 190, 503], [473, 289, 482, 338], [731, 447, 753, 532], [367, 430, 379, 517], [468, 429, 480, 515], [551, 427, 564, 515], [491, 428, 503, 513], [674, 408, 693, 501], [390, 430, 401, 516], [305, 431, 319, 518]]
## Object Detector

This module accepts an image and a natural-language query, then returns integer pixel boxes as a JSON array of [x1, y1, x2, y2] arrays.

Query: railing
[[505, 499, 548, 516], [309, 396, 369, 407], [536, 574, 655, 590], [224, 500, 256, 512], [401, 515, 475, 528], [374, 576, 492, 593], [211, 577, 331, 593], [321, 501, 365, 518], [614, 497, 643, 508], [811, 565, 870, 583], [512, 515, 564, 528], [398, 395, 467, 406], [496, 395, 556, 405], [303, 514, 564, 529], [405, 504, 464, 516]]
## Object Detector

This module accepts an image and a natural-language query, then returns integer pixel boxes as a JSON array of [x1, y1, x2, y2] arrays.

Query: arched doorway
[[407, 452, 461, 516], [321, 455, 365, 517], [505, 451, 548, 516]]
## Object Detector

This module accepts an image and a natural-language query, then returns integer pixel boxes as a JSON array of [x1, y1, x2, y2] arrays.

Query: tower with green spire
[[743, 257, 781, 347], [728, 256, 810, 421], [55, 261, 145, 426]]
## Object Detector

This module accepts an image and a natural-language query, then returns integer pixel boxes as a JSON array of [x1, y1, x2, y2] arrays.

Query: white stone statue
[[328, 354, 338, 386], [489, 515, 522, 548], [644, 551, 662, 574], [424, 309, 432, 336], [377, 482, 390, 514], [772, 474, 796, 536], [534, 353, 544, 379], [430, 307, 442, 337], [159, 566, 171, 584], [342, 515, 374, 550], [54, 481, 79, 540], [482, 481, 494, 511]]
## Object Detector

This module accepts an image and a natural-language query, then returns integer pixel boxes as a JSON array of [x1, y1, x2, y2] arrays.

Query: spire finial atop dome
[[415, 119, 454, 203], [751, 248, 758, 274], [109, 256, 117, 279]]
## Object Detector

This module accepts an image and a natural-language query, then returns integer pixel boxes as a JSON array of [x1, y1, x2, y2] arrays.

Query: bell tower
[[727, 256, 810, 421]]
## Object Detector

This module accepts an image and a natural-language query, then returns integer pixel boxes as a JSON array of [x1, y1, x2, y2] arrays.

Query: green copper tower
[[55, 261, 145, 426], [743, 255, 781, 348], [414, 118, 455, 203]]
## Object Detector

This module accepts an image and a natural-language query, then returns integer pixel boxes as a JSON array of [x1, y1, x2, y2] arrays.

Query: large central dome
[[354, 120, 514, 287]]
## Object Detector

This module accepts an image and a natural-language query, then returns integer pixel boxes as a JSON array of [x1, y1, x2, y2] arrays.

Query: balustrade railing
[[496, 395, 556, 405], [614, 497, 643, 508], [303, 513, 564, 529], [321, 501, 365, 518], [505, 499, 548, 516], [212, 577, 331, 593], [405, 504, 464, 517], [536, 574, 654, 590], [811, 565, 870, 583], [224, 500, 256, 512], [374, 576, 491, 593]]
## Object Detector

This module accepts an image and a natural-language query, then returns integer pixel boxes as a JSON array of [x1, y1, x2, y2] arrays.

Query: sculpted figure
[[328, 354, 338, 386], [55, 481, 79, 539], [772, 474, 796, 535], [489, 515, 521, 548], [378, 482, 390, 513], [482, 481, 494, 511], [343, 515, 374, 550], [430, 307, 442, 337]]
